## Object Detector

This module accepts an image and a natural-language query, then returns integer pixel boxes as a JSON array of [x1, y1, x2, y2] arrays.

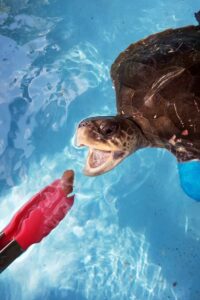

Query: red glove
[[0, 170, 75, 272]]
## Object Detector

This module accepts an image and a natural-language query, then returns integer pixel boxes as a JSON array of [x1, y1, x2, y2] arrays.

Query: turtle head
[[76, 115, 148, 176]]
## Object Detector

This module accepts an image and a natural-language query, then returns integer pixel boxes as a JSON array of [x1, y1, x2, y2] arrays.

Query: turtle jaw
[[76, 120, 131, 176], [84, 147, 128, 176]]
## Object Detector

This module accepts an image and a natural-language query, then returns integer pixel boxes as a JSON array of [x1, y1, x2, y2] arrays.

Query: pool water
[[0, 0, 200, 299]]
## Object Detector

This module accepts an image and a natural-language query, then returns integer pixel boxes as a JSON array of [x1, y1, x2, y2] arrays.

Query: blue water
[[0, 0, 200, 299]]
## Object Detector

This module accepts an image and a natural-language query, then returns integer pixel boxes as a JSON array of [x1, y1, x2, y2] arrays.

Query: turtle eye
[[99, 122, 118, 136]]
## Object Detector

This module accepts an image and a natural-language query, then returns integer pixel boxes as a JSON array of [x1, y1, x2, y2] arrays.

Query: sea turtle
[[76, 14, 200, 195]]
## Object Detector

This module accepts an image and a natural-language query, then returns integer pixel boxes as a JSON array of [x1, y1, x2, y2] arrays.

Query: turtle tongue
[[89, 149, 112, 168]]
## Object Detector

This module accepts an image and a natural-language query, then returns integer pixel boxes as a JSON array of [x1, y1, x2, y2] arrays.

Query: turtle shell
[[111, 25, 200, 161]]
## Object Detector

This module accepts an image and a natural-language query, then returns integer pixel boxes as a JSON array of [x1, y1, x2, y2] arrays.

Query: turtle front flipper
[[178, 161, 200, 201]]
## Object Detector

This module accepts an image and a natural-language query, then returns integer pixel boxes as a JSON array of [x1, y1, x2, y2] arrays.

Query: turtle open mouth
[[88, 149, 112, 168], [84, 147, 126, 176], [75, 122, 129, 176]]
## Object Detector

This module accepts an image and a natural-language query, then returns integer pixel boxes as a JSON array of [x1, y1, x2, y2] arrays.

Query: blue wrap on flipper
[[178, 161, 200, 201]]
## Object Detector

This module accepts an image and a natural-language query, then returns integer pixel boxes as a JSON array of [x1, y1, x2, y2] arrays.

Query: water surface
[[0, 1, 200, 299]]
